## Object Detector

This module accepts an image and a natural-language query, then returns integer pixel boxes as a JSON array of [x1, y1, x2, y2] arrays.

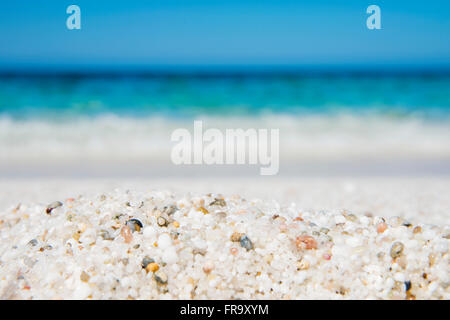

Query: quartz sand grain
[[0, 189, 448, 299]]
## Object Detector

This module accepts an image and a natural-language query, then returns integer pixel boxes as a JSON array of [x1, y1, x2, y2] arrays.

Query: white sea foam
[[1, 113, 450, 164]]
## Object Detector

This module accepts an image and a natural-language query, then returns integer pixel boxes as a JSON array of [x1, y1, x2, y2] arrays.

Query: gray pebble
[[46, 201, 63, 214], [154, 271, 168, 284], [163, 205, 178, 215], [210, 198, 227, 207], [99, 229, 114, 240], [126, 219, 143, 232], [390, 241, 404, 259], [240, 235, 254, 251], [28, 239, 38, 247], [141, 256, 155, 269]]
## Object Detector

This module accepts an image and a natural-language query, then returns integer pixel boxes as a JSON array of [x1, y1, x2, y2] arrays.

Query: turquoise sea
[[1, 73, 449, 166], [1, 74, 449, 120]]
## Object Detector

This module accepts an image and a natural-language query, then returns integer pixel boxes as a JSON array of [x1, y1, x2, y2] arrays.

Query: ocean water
[[1, 74, 450, 119], [1, 74, 450, 165]]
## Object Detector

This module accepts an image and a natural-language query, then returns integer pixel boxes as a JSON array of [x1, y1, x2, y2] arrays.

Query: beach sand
[[0, 177, 448, 299]]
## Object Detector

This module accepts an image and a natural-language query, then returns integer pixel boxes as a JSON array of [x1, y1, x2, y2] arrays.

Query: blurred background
[[0, 0, 449, 177]]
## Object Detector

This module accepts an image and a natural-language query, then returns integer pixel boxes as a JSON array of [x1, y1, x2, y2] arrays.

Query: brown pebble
[[193, 247, 207, 256], [157, 216, 169, 227], [198, 207, 209, 214], [296, 235, 318, 250], [406, 293, 416, 300], [202, 261, 214, 274], [80, 271, 90, 282], [428, 253, 436, 267], [296, 259, 310, 270], [230, 232, 244, 242], [121, 226, 133, 243], [413, 226, 422, 234], [72, 232, 80, 242]]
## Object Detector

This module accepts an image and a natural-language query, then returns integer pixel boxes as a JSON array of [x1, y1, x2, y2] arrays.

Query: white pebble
[[158, 233, 172, 249]]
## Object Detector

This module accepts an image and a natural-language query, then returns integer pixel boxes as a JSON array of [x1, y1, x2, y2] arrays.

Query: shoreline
[[2, 158, 450, 178], [1, 176, 449, 225]]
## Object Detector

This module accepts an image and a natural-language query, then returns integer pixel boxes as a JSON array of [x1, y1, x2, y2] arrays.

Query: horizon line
[[1, 64, 450, 78]]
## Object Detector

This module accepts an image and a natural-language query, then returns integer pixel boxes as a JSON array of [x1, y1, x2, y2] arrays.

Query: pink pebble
[[323, 253, 332, 260], [377, 222, 387, 234]]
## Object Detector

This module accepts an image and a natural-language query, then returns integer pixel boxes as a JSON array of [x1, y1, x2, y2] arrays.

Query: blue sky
[[0, 0, 449, 71]]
